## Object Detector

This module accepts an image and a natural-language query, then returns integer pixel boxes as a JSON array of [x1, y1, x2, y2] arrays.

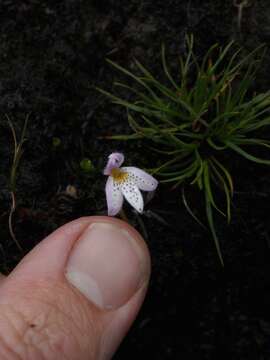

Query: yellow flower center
[[111, 168, 128, 183]]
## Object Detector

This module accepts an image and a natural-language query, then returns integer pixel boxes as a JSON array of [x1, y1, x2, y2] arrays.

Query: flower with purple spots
[[104, 152, 158, 216]]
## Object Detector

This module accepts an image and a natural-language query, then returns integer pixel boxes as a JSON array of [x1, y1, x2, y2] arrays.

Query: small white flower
[[104, 152, 158, 216]]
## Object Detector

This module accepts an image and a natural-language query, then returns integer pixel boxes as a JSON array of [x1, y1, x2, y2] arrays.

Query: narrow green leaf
[[203, 162, 225, 217], [182, 187, 207, 229], [205, 193, 224, 266], [161, 44, 180, 90], [226, 141, 270, 165], [209, 159, 232, 222], [211, 157, 234, 195]]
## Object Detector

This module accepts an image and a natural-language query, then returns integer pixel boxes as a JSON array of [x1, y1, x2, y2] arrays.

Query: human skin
[[0, 216, 151, 360]]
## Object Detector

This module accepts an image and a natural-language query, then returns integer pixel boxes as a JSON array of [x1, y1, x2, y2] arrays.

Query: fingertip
[[65, 217, 151, 310]]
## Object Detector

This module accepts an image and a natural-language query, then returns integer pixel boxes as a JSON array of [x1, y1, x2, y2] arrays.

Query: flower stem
[[119, 209, 128, 222]]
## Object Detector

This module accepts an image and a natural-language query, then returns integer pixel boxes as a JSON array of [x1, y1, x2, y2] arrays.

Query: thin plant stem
[[234, 0, 253, 32], [6, 114, 29, 252], [8, 191, 23, 252]]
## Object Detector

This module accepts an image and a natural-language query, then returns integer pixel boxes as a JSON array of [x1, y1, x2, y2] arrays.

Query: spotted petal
[[122, 167, 158, 191], [120, 181, 144, 213], [105, 176, 123, 216]]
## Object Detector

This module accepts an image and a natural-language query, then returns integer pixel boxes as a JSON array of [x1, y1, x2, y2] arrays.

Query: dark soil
[[1, 1, 270, 359]]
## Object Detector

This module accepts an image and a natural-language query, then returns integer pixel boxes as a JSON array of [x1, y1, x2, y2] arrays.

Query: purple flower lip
[[103, 152, 124, 175], [104, 153, 158, 216]]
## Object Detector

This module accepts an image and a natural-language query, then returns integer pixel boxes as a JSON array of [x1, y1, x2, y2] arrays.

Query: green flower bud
[[52, 137, 61, 147], [80, 158, 94, 172]]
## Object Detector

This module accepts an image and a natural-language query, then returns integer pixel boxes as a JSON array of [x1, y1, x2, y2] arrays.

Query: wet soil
[[1, 1, 270, 359]]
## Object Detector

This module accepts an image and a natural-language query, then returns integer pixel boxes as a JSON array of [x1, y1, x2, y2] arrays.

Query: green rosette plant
[[98, 36, 270, 265]]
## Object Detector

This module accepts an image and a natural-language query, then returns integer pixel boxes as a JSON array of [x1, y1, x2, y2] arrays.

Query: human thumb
[[0, 216, 151, 359]]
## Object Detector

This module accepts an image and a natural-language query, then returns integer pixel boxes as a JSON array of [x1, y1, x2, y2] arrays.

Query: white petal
[[120, 180, 144, 213], [122, 167, 158, 191], [105, 176, 123, 216]]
